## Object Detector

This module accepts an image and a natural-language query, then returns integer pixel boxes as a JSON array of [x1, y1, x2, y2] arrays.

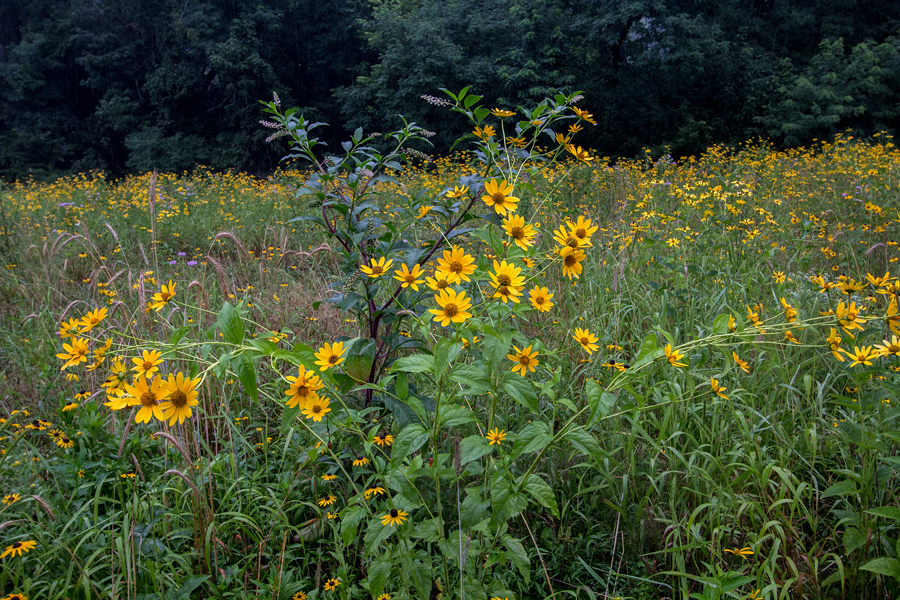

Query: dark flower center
[[170, 390, 188, 407], [140, 391, 157, 407], [390, 509, 398, 517], [443, 304, 458, 317]]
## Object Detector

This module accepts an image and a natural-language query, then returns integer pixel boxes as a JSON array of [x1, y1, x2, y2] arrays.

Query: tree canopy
[[2, 0, 899, 180]]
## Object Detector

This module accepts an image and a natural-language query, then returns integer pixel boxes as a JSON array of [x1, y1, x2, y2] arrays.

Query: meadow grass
[[1, 133, 900, 599]]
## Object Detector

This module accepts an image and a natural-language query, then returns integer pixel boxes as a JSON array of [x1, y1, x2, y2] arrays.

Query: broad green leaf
[[512, 422, 551, 458], [566, 428, 602, 461], [393, 354, 434, 374], [170, 574, 211, 600], [822, 479, 857, 498], [504, 378, 538, 411], [216, 302, 244, 344], [503, 534, 531, 582], [860, 557, 900, 580], [520, 473, 559, 517], [234, 354, 257, 402], [490, 477, 528, 525], [341, 505, 366, 546], [439, 405, 475, 428], [366, 555, 391, 597], [412, 516, 444, 542], [460, 489, 490, 530], [867, 506, 900, 521], [364, 516, 398, 555], [450, 364, 492, 395], [396, 372, 409, 399], [392, 424, 430, 462], [433, 338, 462, 378]]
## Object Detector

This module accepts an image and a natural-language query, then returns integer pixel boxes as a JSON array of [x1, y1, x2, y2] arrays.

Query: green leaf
[[169, 326, 193, 347], [234, 354, 257, 402], [439, 405, 475, 428], [396, 372, 409, 399], [364, 516, 399, 555], [450, 364, 492, 395], [170, 574, 210, 600], [520, 473, 559, 517], [566, 428, 602, 461], [459, 435, 492, 467], [504, 378, 538, 411], [393, 354, 435, 374], [248, 339, 277, 355], [861, 557, 900, 581], [216, 302, 244, 344], [511, 422, 551, 458], [460, 488, 490, 529], [491, 477, 528, 525], [341, 505, 366, 546], [822, 479, 857, 498], [366, 555, 391, 597], [392, 424, 430, 461], [503, 534, 531, 583], [585, 380, 615, 428], [433, 338, 462, 378], [412, 516, 444, 542]]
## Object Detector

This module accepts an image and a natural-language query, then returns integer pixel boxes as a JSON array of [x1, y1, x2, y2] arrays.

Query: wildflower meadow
[[2, 89, 900, 600]]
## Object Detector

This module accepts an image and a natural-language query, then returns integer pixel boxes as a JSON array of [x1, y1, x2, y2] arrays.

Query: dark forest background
[[2, 0, 900, 180]]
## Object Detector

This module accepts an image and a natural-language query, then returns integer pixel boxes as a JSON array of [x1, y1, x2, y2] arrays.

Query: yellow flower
[[2, 493, 20, 506], [416, 205, 433, 219], [502, 214, 536, 249], [724, 546, 754, 560], [559, 246, 586, 279], [426, 272, 453, 291], [664, 344, 687, 368], [322, 473, 337, 481], [482, 179, 520, 216], [446, 185, 469, 198], [364, 486, 386, 499], [784, 331, 800, 344], [292, 592, 308, 600], [886, 296, 900, 335], [159, 372, 202, 425], [0, 540, 36, 558], [318, 495, 337, 507], [486, 428, 507, 445], [552, 224, 583, 249], [149, 280, 176, 311], [56, 337, 90, 370], [568, 216, 598, 246], [572, 327, 599, 354], [381, 508, 409, 527], [842, 346, 875, 367], [565, 144, 593, 164], [132, 349, 163, 378], [373, 434, 393, 447], [490, 108, 516, 118], [121, 374, 166, 424], [59, 317, 82, 339], [710, 378, 728, 399], [393, 263, 425, 291], [429, 288, 473, 326], [56, 436, 74, 449], [571, 106, 597, 124], [474, 125, 495, 140], [507, 345, 539, 376], [315, 341, 346, 371], [873, 335, 900, 358], [826, 328, 844, 361], [79, 307, 109, 333], [773, 271, 786, 284], [323, 578, 341, 592], [352, 456, 370, 467], [284, 365, 324, 409], [780, 298, 797, 323], [62, 401, 78, 412], [489, 260, 525, 304], [360, 256, 394, 279], [529, 286, 554, 312], [835, 301, 866, 334], [436, 245, 477, 284], [732, 351, 750, 373], [302, 397, 332, 422]]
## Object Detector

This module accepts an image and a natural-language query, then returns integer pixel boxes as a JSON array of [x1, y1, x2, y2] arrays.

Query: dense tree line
[[2, 0, 899, 180]]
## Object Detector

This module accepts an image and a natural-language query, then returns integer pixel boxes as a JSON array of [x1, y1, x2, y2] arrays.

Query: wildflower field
[[2, 91, 900, 600]]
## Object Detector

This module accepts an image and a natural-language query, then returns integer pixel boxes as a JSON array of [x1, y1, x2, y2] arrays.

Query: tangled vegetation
[[1, 91, 900, 600]]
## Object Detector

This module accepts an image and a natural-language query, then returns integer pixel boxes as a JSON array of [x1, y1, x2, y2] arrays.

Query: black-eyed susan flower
[[482, 179, 519, 216], [772, 271, 786, 284], [507, 345, 539, 376], [292, 592, 307, 600], [314, 342, 346, 371], [429, 288, 473, 326], [302, 397, 331, 422], [360, 256, 394, 279], [284, 365, 324, 409], [380, 508, 409, 527], [436, 246, 476, 283], [159, 372, 201, 425], [120, 374, 165, 424], [323, 578, 341, 591], [485, 428, 506, 445], [79, 307, 108, 333], [2, 593, 28, 600], [710, 378, 728, 399], [732, 351, 750, 373], [62, 401, 78, 412], [1, 540, 36, 558], [393, 263, 425, 290], [322, 473, 337, 481], [529, 286, 554, 312], [56, 337, 90, 370], [149, 280, 176, 311], [326, 512, 338, 519], [664, 344, 687, 368], [502, 215, 536, 249], [373, 434, 393, 447], [318, 495, 337, 507], [56, 436, 74, 449], [2, 493, 19, 506], [559, 246, 586, 279], [573, 328, 599, 354], [352, 456, 370, 467], [826, 328, 844, 361], [131, 349, 163, 378]]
